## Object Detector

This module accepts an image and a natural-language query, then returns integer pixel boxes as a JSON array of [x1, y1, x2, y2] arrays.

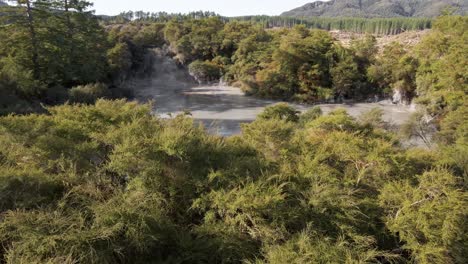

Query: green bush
[[0, 100, 466, 263], [68, 83, 111, 104], [188, 60, 222, 83], [257, 103, 300, 123], [299, 106, 322, 125]]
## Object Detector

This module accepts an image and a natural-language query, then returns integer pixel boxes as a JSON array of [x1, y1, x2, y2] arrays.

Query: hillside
[[332, 29, 430, 49], [282, 0, 468, 18]]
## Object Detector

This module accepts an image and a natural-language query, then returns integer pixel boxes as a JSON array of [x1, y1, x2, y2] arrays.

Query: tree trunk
[[24, 0, 39, 79], [63, 0, 75, 80], [64, 0, 74, 54]]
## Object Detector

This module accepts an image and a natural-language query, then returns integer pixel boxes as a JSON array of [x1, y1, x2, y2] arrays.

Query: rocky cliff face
[[282, 0, 468, 18]]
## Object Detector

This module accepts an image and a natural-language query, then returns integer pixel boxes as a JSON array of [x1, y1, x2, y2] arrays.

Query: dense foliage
[[100, 14, 454, 105], [0, 0, 151, 114], [157, 17, 384, 102], [0, 99, 465, 263], [166, 14, 464, 105]]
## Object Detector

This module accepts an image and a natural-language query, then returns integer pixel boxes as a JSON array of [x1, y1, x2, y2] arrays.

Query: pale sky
[[91, 0, 318, 17]]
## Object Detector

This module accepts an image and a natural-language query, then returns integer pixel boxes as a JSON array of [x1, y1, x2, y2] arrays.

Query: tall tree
[[4, 0, 42, 78], [22, 0, 39, 78]]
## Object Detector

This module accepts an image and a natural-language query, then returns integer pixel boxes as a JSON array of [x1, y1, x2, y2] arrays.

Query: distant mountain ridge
[[0, 1, 7, 6], [282, 0, 468, 18]]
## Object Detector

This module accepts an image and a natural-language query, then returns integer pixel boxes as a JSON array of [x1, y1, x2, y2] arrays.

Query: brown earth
[[331, 29, 430, 50]]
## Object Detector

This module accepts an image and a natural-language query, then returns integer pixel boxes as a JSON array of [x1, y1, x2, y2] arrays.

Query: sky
[[91, 0, 317, 17]]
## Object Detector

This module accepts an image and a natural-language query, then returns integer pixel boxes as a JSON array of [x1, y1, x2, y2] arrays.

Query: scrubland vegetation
[[0, 1, 466, 263], [0, 99, 466, 263]]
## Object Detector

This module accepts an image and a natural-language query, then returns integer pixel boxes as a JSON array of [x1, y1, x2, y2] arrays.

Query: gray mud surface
[[131, 51, 415, 136]]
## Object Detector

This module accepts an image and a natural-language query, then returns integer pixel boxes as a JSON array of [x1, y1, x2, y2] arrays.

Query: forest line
[[106, 11, 433, 35]]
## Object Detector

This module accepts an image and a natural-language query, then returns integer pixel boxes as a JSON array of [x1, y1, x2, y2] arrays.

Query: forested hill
[[282, 0, 468, 18], [0, 1, 6, 6]]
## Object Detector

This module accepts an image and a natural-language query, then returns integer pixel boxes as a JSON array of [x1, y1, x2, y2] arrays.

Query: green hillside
[[282, 0, 468, 18]]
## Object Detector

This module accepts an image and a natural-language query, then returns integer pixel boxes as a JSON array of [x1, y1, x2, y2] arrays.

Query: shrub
[[188, 60, 222, 83], [257, 103, 300, 123], [299, 106, 322, 125], [68, 83, 111, 104]]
